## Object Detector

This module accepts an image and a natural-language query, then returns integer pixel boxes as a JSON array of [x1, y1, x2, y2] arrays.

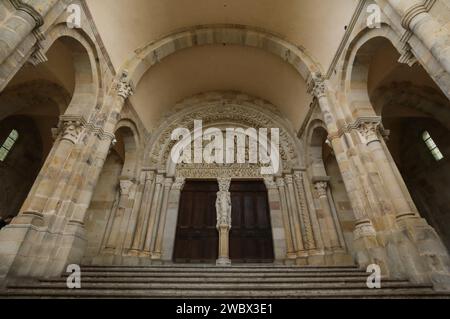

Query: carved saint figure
[[216, 190, 232, 229]]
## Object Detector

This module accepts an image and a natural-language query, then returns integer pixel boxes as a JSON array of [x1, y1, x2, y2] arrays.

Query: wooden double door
[[173, 180, 274, 263]]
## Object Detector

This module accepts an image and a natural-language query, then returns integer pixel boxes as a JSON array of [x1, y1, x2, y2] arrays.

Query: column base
[[216, 257, 232, 266]]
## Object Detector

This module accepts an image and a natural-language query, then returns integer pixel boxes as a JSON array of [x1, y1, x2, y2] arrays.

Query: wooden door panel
[[229, 181, 275, 263], [173, 181, 219, 263]]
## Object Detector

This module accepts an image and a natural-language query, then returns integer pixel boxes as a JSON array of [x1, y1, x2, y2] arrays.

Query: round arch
[[42, 24, 101, 120], [120, 25, 323, 91], [342, 25, 450, 119], [143, 92, 303, 178]]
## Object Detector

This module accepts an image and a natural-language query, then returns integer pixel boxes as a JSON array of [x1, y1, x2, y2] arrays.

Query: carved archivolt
[[144, 92, 303, 177]]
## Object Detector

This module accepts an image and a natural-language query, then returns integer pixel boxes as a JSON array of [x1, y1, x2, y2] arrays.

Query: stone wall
[[0, 116, 42, 219]]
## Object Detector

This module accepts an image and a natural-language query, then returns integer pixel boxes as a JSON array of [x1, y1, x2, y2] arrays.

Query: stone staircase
[[1, 265, 449, 298]]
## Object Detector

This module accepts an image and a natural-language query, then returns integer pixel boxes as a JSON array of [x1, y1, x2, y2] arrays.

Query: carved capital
[[119, 179, 134, 196], [356, 121, 381, 145], [276, 177, 285, 188], [116, 71, 134, 99], [263, 176, 277, 189], [314, 181, 328, 197], [172, 177, 185, 191], [155, 174, 165, 185], [53, 118, 86, 144], [284, 175, 294, 185], [217, 178, 231, 192], [307, 72, 327, 99], [353, 219, 377, 240]]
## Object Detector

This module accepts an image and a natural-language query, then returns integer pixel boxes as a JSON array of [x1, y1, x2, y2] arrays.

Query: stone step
[[1, 288, 445, 299], [3, 265, 448, 299], [43, 277, 407, 284], [10, 281, 426, 290], [82, 264, 360, 269], [61, 271, 371, 278], [77, 267, 367, 274]]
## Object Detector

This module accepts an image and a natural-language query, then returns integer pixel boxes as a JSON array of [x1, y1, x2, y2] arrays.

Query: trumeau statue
[[216, 178, 232, 229], [216, 189, 232, 229]]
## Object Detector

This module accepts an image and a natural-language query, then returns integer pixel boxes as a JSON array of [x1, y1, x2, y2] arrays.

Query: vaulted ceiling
[[86, 0, 360, 131]]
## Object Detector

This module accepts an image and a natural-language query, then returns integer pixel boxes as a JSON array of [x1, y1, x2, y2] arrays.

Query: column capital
[[116, 70, 134, 99], [353, 219, 377, 240], [217, 178, 231, 192], [172, 177, 186, 191], [119, 179, 134, 196], [52, 116, 87, 144], [351, 117, 383, 145], [263, 176, 277, 190], [284, 174, 294, 185], [276, 177, 285, 188], [306, 72, 327, 99], [314, 181, 328, 197]]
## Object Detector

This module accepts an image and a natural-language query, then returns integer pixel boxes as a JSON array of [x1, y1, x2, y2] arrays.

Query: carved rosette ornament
[[116, 71, 134, 99]]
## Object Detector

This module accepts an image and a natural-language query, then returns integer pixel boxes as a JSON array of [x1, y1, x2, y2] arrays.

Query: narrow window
[[422, 131, 444, 161], [0, 130, 19, 162]]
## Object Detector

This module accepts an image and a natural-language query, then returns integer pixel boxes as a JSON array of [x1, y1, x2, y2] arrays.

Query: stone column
[[356, 119, 415, 219], [143, 174, 164, 254], [216, 178, 232, 266], [307, 73, 386, 270], [263, 176, 287, 263], [129, 171, 155, 254], [356, 118, 450, 288], [0, 0, 48, 65], [383, 0, 450, 76], [0, 70, 133, 281], [284, 174, 306, 263], [104, 179, 135, 253], [276, 177, 297, 261], [313, 178, 341, 250], [161, 177, 185, 261], [151, 177, 173, 260]]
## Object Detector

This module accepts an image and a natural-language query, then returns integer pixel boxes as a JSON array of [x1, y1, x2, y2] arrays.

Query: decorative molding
[[326, 0, 367, 79], [217, 178, 231, 192], [146, 92, 300, 172], [294, 171, 316, 250], [9, 0, 44, 28], [176, 164, 263, 180], [401, 0, 436, 30]]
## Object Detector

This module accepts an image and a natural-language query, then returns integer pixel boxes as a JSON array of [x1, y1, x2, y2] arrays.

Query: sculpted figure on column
[[216, 188, 232, 228], [216, 178, 232, 266]]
